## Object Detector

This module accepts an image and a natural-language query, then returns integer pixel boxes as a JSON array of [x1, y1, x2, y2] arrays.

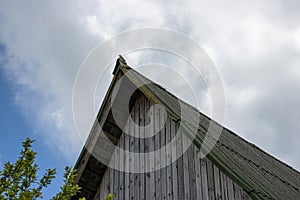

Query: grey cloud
[[0, 0, 299, 170], [0, 0, 103, 160]]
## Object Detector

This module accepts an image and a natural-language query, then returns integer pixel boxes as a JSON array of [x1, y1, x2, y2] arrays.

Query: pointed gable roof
[[74, 56, 300, 200]]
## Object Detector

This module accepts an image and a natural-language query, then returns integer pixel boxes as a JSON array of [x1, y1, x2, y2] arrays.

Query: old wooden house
[[72, 56, 300, 200]]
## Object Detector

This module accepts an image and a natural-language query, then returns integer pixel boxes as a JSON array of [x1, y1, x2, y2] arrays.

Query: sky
[[1, 0, 300, 198]]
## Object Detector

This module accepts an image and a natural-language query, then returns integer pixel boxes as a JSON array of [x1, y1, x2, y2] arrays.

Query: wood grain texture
[[95, 95, 251, 200], [171, 119, 178, 200], [154, 104, 161, 200]]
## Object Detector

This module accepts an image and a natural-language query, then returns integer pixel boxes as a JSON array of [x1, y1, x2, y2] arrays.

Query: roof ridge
[[118, 59, 300, 199], [120, 62, 300, 176]]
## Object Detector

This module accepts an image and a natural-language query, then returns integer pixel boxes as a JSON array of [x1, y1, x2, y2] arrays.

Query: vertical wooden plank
[[134, 99, 140, 200], [206, 159, 215, 200], [195, 149, 203, 200], [129, 105, 135, 200], [160, 108, 167, 200], [124, 119, 130, 200], [226, 175, 235, 200], [139, 96, 145, 200], [188, 145, 197, 199], [144, 97, 150, 199], [149, 100, 156, 200], [106, 168, 111, 197], [118, 133, 125, 200], [102, 168, 110, 199], [166, 117, 173, 200], [213, 165, 222, 200], [182, 134, 190, 199], [110, 155, 115, 198], [154, 104, 161, 200], [220, 171, 228, 200], [171, 119, 178, 200], [233, 182, 242, 200], [200, 158, 209, 200], [113, 142, 120, 200], [176, 127, 184, 200]]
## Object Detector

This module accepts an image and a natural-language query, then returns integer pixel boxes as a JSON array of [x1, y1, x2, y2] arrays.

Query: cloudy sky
[[1, 0, 300, 197]]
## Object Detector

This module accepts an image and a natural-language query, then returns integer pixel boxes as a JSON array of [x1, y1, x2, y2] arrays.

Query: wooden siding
[[95, 94, 250, 200]]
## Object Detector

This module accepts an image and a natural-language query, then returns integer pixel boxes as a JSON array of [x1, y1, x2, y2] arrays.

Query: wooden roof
[[73, 56, 300, 200]]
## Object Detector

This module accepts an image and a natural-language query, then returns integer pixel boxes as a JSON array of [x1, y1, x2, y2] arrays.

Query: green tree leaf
[[0, 138, 84, 199]]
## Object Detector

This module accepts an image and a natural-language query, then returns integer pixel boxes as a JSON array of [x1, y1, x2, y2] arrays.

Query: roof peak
[[112, 55, 127, 75], [118, 55, 127, 65]]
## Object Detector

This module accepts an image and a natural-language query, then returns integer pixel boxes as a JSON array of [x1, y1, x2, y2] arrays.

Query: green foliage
[[104, 193, 114, 200], [50, 166, 82, 200], [0, 138, 83, 199]]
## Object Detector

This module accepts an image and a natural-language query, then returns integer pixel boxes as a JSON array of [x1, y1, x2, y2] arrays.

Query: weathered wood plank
[[233, 182, 242, 200], [124, 119, 130, 200], [220, 170, 228, 200], [113, 143, 119, 199], [206, 159, 215, 199], [139, 96, 145, 200], [154, 104, 161, 200], [226, 175, 235, 200], [144, 97, 150, 199], [129, 106, 135, 200], [195, 149, 203, 200], [118, 133, 125, 200], [160, 108, 167, 200], [109, 156, 115, 197], [148, 100, 156, 200], [182, 133, 191, 199], [166, 117, 173, 200], [188, 145, 197, 199], [171, 119, 179, 200], [176, 127, 184, 200], [200, 158, 209, 200], [213, 164, 221, 199], [134, 100, 140, 200]]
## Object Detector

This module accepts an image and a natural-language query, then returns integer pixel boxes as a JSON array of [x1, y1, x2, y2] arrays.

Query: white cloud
[[1, 0, 300, 171], [0, 0, 102, 161], [51, 108, 64, 129]]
